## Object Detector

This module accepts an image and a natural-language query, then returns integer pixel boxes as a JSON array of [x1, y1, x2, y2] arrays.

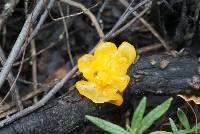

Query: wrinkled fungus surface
[[76, 42, 136, 106]]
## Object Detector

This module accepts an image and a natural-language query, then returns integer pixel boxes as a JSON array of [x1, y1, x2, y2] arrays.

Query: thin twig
[[17, 78, 50, 87], [30, 39, 38, 103], [0, 81, 57, 119], [2, 26, 6, 48], [57, 1, 74, 67], [24, 0, 38, 103], [0, 42, 27, 106], [118, 0, 172, 52], [19, 0, 55, 58], [46, 3, 99, 21], [102, 0, 150, 41], [24, 0, 29, 17], [0, 47, 23, 111], [60, 0, 104, 38], [136, 13, 172, 51], [137, 43, 162, 54], [0, 66, 77, 127], [111, 7, 149, 38], [0, 0, 52, 89], [97, 0, 108, 27], [14, 36, 62, 66]]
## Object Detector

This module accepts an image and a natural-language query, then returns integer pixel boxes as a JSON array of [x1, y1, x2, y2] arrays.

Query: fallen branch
[[60, 0, 104, 38], [0, 47, 23, 111], [0, 53, 199, 133]]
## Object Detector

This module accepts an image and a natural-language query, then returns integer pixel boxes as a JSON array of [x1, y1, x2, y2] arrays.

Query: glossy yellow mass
[[76, 42, 136, 106]]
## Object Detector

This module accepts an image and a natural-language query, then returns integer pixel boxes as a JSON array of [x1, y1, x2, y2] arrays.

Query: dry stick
[[0, 0, 48, 90], [47, 3, 99, 21], [19, 0, 91, 61], [97, 0, 108, 22], [19, 0, 55, 58], [2, 26, 6, 48], [0, 109, 17, 120], [24, 0, 29, 16], [30, 39, 38, 103], [111, 7, 149, 38], [24, 0, 38, 103], [0, 47, 23, 111], [118, 0, 172, 52], [14, 30, 66, 67], [17, 79, 50, 87], [0, 81, 57, 119], [0, 103, 14, 115], [0, 42, 27, 107], [137, 43, 163, 54], [135, 12, 172, 51], [14, 36, 63, 66], [102, 0, 150, 41], [0, 0, 149, 127], [57, 1, 75, 67], [0, 78, 57, 116], [60, 0, 104, 38]]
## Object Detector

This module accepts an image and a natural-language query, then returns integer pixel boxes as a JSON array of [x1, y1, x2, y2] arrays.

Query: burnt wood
[[0, 53, 199, 134]]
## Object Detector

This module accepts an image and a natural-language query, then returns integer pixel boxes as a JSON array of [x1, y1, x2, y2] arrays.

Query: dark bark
[[128, 53, 199, 95], [0, 90, 114, 134], [0, 53, 199, 134]]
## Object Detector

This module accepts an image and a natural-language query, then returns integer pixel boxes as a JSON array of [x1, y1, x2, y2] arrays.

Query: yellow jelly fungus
[[75, 41, 136, 106]]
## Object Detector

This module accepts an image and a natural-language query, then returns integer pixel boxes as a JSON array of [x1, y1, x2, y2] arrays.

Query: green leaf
[[169, 118, 179, 134], [137, 98, 173, 134], [130, 97, 147, 134], [149, 131, 173, 134], [188, 122, 200, 133], [178, 130, 188, 134], [177, 108, 190, 130], [85, 115, 129, 134]]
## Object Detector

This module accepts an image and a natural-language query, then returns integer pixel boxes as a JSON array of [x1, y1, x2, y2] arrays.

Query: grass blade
[[131, 97, 147, 134], [150, 131, 173, 134], [137, 98, 173, 134], [169, 118, 179, 134], [86, 115, 129, 134], [177, 108, 190, 130], [178, 130, 188, 134], [188, 123, 200, 133]]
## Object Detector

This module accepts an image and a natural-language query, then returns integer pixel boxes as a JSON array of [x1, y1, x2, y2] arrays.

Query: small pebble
[[160, 59, 170, 69], [150, 58, 157, 65]]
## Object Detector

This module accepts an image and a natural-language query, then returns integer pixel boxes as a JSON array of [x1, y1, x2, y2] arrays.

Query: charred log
[[0, 53, 199, 134]]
